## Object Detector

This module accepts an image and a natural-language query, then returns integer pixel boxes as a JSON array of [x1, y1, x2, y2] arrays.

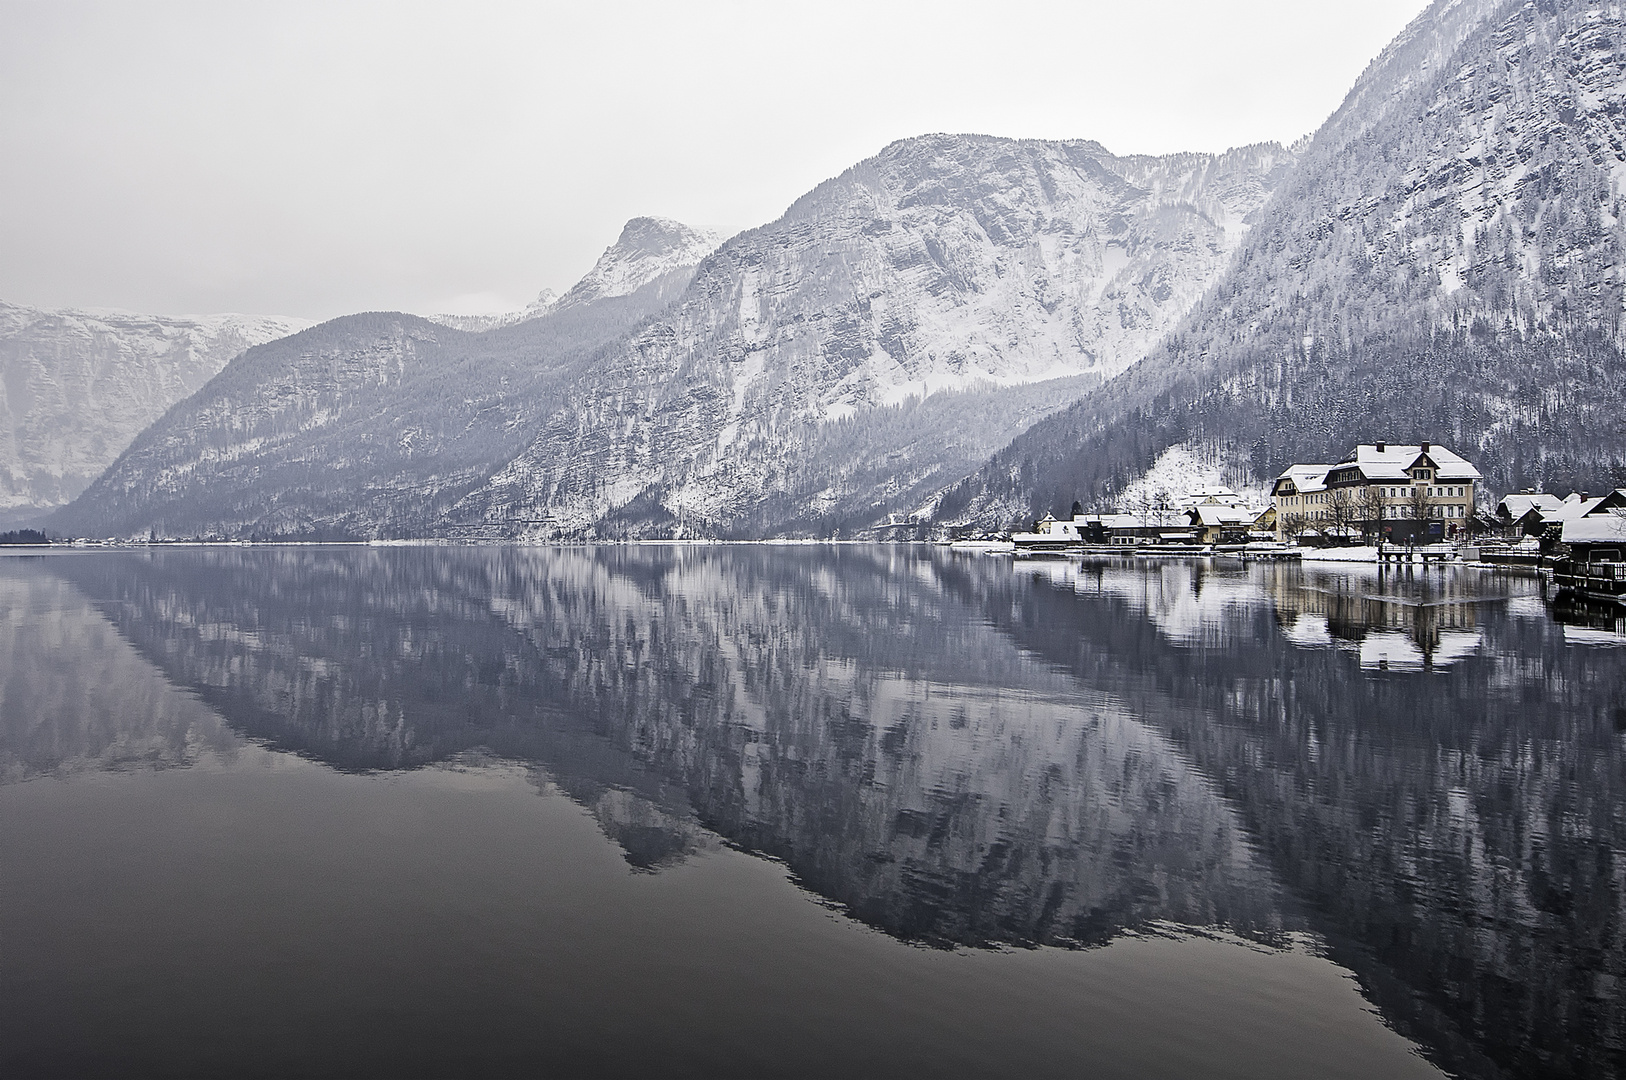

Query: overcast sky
[[1, 0, 1431, 321]]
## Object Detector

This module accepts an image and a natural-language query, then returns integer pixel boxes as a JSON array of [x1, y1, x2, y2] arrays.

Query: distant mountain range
[[0, 304, 309, 526], [50, 219, 719, 540], [448, 137, 1294, 538], [36, 0, 1626, 539]]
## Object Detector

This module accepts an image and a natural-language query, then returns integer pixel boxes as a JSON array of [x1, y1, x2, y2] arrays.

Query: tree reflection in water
[[12, 546, 1624, 1080]]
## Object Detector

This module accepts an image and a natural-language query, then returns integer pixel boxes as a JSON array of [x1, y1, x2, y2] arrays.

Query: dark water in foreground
[[1, 546, 1622, 1079]]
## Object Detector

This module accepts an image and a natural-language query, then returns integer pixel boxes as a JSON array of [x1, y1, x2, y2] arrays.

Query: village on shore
[[7, 439, 1625, 605], [990, 441, 1626, 604]]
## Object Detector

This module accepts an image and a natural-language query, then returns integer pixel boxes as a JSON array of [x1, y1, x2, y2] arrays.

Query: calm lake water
[[2, 546, 1623, 1079]]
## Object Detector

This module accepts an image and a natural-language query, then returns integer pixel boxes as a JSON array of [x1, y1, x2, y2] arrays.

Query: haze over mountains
[[52, 219, 720, 540], [0, 304, 309, 527], [35, 0, 1626, 539]]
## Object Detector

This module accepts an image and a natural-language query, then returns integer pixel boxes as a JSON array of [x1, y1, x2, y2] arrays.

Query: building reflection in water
[[4, 546, 1622, 1080]]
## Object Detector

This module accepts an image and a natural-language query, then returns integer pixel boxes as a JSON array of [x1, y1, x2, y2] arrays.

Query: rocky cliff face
[[51, 218, 718, 539], [449, 135, 1294, 536], [937, 0, 1626, 525], [0, 303, 308, 525], [548, 216, 719, 313]]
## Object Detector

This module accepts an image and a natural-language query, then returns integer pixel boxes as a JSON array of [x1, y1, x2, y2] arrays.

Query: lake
[[2, 545, 1622, 1078]]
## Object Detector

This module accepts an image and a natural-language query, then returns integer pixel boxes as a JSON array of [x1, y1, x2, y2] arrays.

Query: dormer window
[[1412, 468, 1431, 480]]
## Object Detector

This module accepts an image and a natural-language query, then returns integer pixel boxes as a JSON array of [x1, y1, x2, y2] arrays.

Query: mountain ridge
[[49, 217, 721, 539], [444, 133, 1296, 538], [54, 135, 1295, 539]]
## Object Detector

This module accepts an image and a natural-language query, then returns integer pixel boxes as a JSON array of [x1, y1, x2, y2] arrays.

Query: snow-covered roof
[[1499, 493, 1563, 519], [1544, 496, 1608, 524], [1190, 504, 1263, 526], [1341, 443, 1481, 481], [1273, 464, 1333, 495], [1562, 512, 1626, 545], [1079, 513, 1163, 529], [1186, 486, 1248, 507]]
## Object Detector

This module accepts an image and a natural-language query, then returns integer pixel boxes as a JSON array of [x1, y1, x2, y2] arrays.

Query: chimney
[[1420, 441, 1431, 453], [1376, 442, 1385, 452]]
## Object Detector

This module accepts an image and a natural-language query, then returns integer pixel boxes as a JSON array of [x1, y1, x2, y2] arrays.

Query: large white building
[[1271, 442, 1481, 541]]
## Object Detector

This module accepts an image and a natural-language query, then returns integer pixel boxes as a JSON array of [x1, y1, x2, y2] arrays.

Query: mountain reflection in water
[[8, 546, 1625, 1079]]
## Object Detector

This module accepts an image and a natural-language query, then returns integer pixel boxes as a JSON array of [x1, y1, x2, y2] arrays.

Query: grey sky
[[1, 0, 1430, 321]]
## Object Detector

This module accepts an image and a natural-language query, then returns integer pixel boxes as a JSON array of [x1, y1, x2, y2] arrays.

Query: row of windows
[[1381, 504, 1466, 518], [1282, 484, 1471, 502], [1291, 504, 1470, 521]]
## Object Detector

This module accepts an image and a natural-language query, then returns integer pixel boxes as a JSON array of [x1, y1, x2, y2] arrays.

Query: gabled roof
[[1273, 464, 1333, 495], [1498, 493, 1563, 519], [1340, 443, 1481, 481], [1562, 511, 1626, 545], [1543, 495, 1607, 525], [1186, 486, 1246, 506], [1589, 488, 1626, 514]]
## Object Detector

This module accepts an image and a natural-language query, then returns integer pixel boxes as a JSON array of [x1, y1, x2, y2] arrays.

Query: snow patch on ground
[[1299, 546, 1383, 563]]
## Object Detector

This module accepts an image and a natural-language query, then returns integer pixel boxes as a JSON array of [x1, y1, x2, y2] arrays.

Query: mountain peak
[[552, 216, 719, 312], [426, 218, 715, 333]]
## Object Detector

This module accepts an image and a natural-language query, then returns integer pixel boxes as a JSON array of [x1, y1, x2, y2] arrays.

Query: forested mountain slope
[[936, 0, 1626, 527]]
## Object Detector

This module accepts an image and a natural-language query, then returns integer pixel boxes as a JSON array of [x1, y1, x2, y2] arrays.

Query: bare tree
[[1326, 486, 1360, 544], [1358, 485, 1386, 542], [1153, 486, 1176, 528], [1407, 483, 1433, 537], [1280, 512, 1309, 543], [1132, 486, 1154, 527]]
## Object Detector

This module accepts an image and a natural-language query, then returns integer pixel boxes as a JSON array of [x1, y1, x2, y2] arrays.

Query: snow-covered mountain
[[938, 0, 1626, 526], [45, 0, 1626, 540], [447, 135, 1295, 537], [426, 218, 717, 333], [50, 217, 719, 539], [549, 216, 719, 313], [55, 140, 1291, 540], [0, 302, 309, 526]]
